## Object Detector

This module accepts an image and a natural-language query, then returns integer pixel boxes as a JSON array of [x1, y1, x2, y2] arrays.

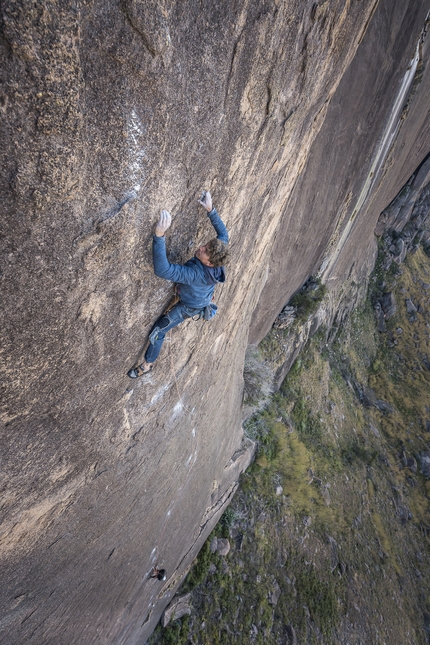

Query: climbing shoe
[[127, 362, 152, 378]]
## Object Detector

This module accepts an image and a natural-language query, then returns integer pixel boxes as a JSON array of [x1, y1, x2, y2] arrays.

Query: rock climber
[[127, 190, 229, 378]]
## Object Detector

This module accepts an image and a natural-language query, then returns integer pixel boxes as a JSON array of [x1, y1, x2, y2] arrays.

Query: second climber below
[[127, 191, 229, 378]]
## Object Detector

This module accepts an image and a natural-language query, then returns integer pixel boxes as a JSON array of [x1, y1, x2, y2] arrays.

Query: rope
[[145, 330, 196, 584]]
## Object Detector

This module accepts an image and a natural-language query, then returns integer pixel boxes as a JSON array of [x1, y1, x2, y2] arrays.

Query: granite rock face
[[1, 1, 430, 644]]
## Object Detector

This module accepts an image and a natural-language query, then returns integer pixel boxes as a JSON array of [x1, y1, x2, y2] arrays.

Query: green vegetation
[[244, 411, 280, 461], [258, 326, 288, 365], [259, 277, 327, 367], [150, 616, 190, 645], [180, 536, 219, 593], [340, 437, 377, 466], [295, 562, 339, 635], [290, 277, 327, 323], [243, 345, 274, 406]]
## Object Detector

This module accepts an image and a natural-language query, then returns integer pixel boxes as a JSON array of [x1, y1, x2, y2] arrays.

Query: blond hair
[[206, 238, 229, 267]]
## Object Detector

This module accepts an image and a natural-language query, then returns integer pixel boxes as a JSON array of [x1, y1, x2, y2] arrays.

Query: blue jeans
[[144, 302, 203, 364]]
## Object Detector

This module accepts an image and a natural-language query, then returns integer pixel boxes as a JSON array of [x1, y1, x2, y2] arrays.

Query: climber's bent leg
[[144, 312, 179, 363], [144, 302, 202, 364]]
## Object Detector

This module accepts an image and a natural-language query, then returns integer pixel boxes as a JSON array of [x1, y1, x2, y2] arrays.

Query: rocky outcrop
[[161, 593, 192, 628], [375, 154, 430, 237], [1, 1, 430, 644]]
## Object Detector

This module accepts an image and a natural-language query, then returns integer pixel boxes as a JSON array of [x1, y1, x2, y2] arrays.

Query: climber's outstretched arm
[[207, 208, 228, 244], [151, 191, 228, 284], [198, 191, 228, 244], [152, 210, 202, 284], [152, 234, 201, 285]]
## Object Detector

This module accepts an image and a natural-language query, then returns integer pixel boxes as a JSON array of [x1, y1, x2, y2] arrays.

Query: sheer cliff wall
[[1, 1, 429, 644]]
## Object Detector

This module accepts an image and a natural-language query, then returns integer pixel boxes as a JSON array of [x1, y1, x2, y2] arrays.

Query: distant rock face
[[1, 1, 430, 643]]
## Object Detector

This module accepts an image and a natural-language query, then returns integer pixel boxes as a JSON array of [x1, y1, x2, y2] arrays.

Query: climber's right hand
[[155, 209, 172, 237], [198, 190, 213, 212]]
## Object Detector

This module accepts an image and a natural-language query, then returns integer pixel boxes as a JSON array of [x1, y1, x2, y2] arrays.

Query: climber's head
[[196, 238, 229, 268]]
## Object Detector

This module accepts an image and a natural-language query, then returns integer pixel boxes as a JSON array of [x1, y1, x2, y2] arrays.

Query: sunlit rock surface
[[1, 1, 429, 643]]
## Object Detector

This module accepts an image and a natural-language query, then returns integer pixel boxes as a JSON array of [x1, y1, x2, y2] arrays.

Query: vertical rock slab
[[249, 0, 430, 342]]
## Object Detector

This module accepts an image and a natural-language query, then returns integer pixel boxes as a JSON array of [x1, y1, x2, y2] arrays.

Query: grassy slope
[[149, 248, 430, 645]]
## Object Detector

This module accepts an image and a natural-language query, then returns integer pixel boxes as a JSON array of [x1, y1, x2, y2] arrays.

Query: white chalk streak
[[174, 401, 183, 414], [127, 109, 146, 188]]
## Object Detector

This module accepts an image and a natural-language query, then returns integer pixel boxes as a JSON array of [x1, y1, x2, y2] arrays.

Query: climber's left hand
[[155, 209, 172, 236]]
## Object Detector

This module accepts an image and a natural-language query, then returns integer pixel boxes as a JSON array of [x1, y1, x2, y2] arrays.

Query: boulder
[[321, 485, 331, 506], [216, 538, 231, 557], [374, 301, 387, 331], [405, 298, 417, 313], [274, 306, 296, 329], [363, 387, 378, 407], [269, 581, 281, 606], [391, 238, 407, 263], [380, 292, 397, 318], [397, 505, 413, 524], [400, 449, 408, 467], [369, 423, 381, 437], [285, 624, 297, 645], [338, 562, 347, 576], [162, 594, 192, 628], [420, 452, 430, 478], [406, 457, 418, 473], [234, 533, 244, 551], [375, 399, 394, 414]]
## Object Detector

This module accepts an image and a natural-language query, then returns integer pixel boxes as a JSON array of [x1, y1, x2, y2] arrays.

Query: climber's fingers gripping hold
[[155, 209, 172, 237], [198, 190, 213, 213]]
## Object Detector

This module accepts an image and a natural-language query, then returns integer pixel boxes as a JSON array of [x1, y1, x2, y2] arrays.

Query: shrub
[[181, 539, 215, 592], [296, 564, 339, 635], [290, 277, 327, 323], [244, 413, 280, 461], [159, 616, 190, 645], [243, 345, 274, 405]]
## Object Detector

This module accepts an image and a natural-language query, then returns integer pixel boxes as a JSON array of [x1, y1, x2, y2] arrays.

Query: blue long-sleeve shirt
[[152, 208, 228, 309]]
